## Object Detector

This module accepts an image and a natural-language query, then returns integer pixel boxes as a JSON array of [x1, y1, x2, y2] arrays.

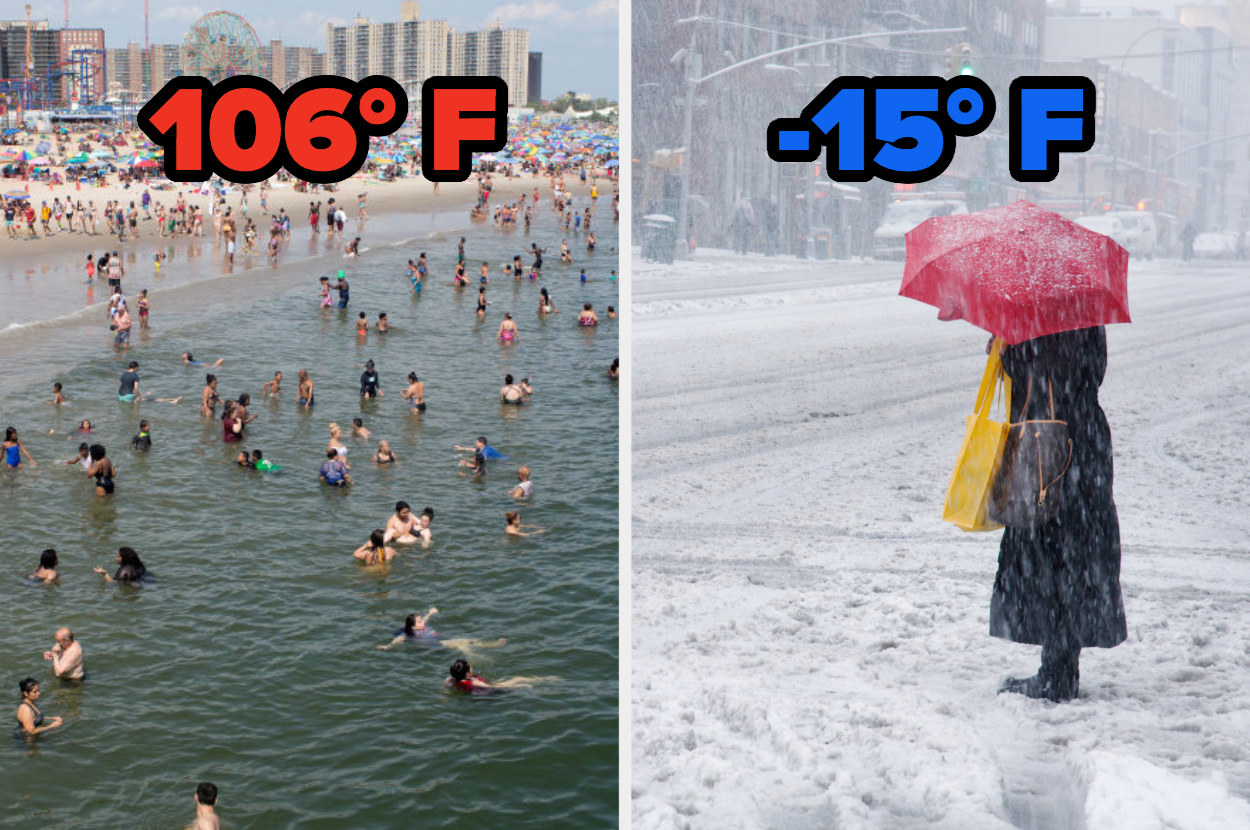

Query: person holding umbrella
[[902, 201, 1129, 702]]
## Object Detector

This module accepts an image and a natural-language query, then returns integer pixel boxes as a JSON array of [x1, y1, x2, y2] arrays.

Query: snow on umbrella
[[899, 200, 1131, 346]]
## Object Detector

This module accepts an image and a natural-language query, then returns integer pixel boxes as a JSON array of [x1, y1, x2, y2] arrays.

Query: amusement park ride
[[0, 7, 262, 122]]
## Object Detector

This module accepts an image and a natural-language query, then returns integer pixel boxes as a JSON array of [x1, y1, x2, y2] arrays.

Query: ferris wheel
[[181, 11, 262, 83]]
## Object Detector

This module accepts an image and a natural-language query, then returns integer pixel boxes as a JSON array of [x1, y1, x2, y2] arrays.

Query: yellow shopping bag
[[942, 338, 1012, 532]]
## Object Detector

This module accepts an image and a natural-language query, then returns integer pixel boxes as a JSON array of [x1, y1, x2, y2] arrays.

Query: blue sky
[[23, 0, 619, 99]]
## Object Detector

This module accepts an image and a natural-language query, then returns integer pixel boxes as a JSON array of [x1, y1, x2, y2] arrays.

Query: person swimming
[[182, 352, 225, 368]]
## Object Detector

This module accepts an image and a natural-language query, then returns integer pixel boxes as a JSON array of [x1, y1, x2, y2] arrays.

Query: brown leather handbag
[[988, 374, 1072, 527]]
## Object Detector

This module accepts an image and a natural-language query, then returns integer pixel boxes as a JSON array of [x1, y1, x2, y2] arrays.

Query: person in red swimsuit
[[447, 659, 491, 692]]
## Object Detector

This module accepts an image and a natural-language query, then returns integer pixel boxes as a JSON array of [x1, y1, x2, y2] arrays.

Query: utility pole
[[144, 0, 150, 99], [23, 4, 31, 119]]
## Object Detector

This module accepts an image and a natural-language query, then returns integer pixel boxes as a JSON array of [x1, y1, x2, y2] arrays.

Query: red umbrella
[[900, 200, 1130, 345], [133, 158, 160, 169]]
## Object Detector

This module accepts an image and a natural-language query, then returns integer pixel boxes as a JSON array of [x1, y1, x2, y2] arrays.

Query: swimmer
[[447, 659, 544, 692], [345, 236, 361, 257], [319, 449, 351, 487], [476, 288, 489, 320], [351, 418, 372, 441], [353, 529, 396, 566], [579, 268, 587, 283], [413, 507, 434, 545], [578, 303, 599, 327], [235, 394, 258, 427], [250, 449, 279, 472], [3, 427, 36, 468], [297, 369, 315, 409], [383, 500, 420, 544], [359, 360, 382, 399], [201, 374, 221, 418], [117, 360, 141, 403], [400, 373, 425, 412], [560, 239, 572, 263], [192, 782, 220, 830], [28, 549, 59, 583], [137, 288, 150, 330], [607, 306, 617, 319], [607, 357, 620, 380], [63, 443, 91, 472], [497, 313, 519, 344], [505, 511, 546, 537], [609, 269, 617, 281], [456, 437, 488, 477], [538, 288, 557, 315], [500, 374, 528, 405], [318, 275, 332, 308], [93, 546, 146, 583], [587, 232, 596, 251], [327, 423, 349, 462], [86, 444, 115, 496], [479, 261, 490, 285], [376, 312, 389, 333], [130, 420, 152, 451], [45, 382, 67, 405], [381, 607, 439, 647], [15, 678, 63, 736], [510, 466, 533, 499], [44, 627, 84, 680], [335, 272, 350, 308], [236, 450, 254, 469], [374, 440, 396, 465], [356, 312, 368, 337], [262, 371, 283, 397]]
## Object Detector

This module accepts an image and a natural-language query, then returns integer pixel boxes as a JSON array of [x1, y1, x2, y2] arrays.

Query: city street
[[631, 248, 1250, 829]]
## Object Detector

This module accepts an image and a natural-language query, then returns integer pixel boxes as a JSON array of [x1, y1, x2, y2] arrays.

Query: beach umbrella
[[89, 149, 113, 158], [900, 200, 1131, 346], [133, 158, 160, 169], [29, 156, 51, 165], [5, 193, 30, 200], [67, 153, 91, 165]]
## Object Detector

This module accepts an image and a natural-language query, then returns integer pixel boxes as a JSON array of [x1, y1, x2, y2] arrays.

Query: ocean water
[[0, 196, 620, 828]]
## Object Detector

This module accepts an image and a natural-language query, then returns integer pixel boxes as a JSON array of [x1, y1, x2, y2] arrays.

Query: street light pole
[[676, 51, 699, 259], [671, 25, 967, 260]]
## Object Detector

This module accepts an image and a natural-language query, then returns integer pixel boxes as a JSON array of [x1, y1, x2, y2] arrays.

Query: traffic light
[[957, 44, 975, 76]]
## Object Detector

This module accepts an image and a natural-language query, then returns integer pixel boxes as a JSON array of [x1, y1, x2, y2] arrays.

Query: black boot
[[999, 646, 1080, 702]]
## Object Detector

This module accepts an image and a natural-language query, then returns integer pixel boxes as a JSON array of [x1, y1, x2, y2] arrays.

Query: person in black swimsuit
[[476, 288, 488, 320], [87, 444, 114, 495], [93, 546, 146, 583], [16, 677, 62, 736], [360, 360, 382, 398]]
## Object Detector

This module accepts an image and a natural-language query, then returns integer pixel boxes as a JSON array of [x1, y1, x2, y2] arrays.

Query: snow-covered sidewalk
[[631, 248, 1250, 829]]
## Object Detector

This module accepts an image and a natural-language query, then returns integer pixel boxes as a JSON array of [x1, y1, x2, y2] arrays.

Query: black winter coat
[[989, 326, 1127, 649]]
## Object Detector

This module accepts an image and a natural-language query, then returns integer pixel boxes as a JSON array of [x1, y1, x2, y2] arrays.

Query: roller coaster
[[0, 48, 106, 114]]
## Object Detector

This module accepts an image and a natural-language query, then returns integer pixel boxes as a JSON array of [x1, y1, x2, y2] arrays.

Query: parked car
[[1074, 212, 1158, 258], [873, 199, 967, 259], [1193, 231, 1239, 259]]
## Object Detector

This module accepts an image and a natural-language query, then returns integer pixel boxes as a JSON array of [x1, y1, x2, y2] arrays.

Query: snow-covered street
[[631, 249, 1250, 829]]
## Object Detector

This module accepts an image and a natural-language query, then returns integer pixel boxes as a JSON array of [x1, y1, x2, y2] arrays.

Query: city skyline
[[15, 0, 618, 99]]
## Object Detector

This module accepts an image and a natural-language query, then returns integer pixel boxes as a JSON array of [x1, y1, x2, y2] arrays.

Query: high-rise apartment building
[[328, 3, 529, 106]]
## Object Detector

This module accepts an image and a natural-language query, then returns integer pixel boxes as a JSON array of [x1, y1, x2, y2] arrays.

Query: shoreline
[[0, 173, 614, 392]]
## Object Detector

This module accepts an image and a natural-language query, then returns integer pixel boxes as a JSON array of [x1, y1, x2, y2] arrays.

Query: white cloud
[[486, 0, 617, 28], [156, 5, 206, 23]]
